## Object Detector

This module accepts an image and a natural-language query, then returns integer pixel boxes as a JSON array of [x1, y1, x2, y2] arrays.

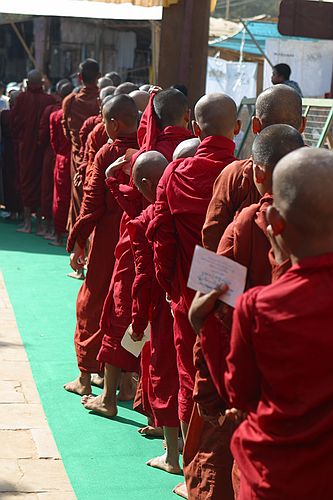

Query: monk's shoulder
[[94, 142, 113, 164], [62, 92, 76, 112], [215, 157, 253, 187]]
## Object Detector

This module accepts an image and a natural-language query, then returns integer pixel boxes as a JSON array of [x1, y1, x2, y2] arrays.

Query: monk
[[38, 81, 68, 236], [127, 151, 181, 474], [147, 94, 240, 497], [81, 88, 193, 418], [100, 85, 116, 101], [225, 147, 333, 499], [105, 71, 121, 87], [114, 82, 139, 95], [11, 70, 56, 232], [202, 84, 306, 252], [186, 124, 304, 500], [172, 138, 200, 161], [64, 95, 139, 396], [49, 82, 74, 246], [98, 76, 113, 89], [62, 58, 100, 232], [0, 90, 21, 218], [129, 90, 150, 113]]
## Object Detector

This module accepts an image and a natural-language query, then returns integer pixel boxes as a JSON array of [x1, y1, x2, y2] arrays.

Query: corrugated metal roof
[[210, 21, 323, 56]]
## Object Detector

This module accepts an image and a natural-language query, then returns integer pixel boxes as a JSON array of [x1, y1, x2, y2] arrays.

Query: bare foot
[[64, 376, 91, 396], [49, 239, 63, 247], [146, 453, 182, 474], [81, 394, 117, 417], [138, 425, 164, 438], [173, 482, 188, 499], [67, 270, 85, 280], [17, 225, 31, 233], [118, 372, 137, 401], [91, 374, 104, 388], [36, 229, 47, 237]]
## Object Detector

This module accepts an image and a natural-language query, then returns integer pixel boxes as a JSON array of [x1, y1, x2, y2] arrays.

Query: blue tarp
[[210, 21, 321, 56]]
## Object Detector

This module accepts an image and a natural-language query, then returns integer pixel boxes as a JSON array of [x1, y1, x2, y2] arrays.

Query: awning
[[0, 0, 163, 20]]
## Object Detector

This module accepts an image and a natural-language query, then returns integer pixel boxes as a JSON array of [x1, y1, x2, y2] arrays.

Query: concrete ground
[[0, 272, 76, 499]]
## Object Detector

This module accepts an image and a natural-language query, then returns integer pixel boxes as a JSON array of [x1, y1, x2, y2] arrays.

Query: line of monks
[[5, 57, 333, 500]]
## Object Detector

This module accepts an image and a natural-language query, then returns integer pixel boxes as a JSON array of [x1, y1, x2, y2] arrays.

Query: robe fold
[[127, 205, 179, 428], [49, 108, 71, 235], [98, 121, 193, 373], [226, 252, 333, 500], [62, 85, 99, 231], [147, 135, 236, 423], [11, 86, 56, 210], [67, 134, 138, 373], [84, 122, 108, 186], [77, 114, 101, 185], [202, 158, 260, 252], [39, 103, 60, 219], [0, 109, 21, 212]]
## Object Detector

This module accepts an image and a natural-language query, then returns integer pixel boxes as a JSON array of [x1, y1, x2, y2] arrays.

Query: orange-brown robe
[[78, 114, 101, 185], [67, 133, 138, 373], [84, 121, 108, 187], [11, 85, 56, 210], [202, 158, 260, 252], [39, 103, 60, 219], [185, 194, 273, 500], [62, 85, 99, 231]]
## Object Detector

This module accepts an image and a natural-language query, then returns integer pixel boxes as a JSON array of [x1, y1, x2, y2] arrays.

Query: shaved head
[[98, 76, 113, 90], [114, 82, 139, 95], [100, 85, 116, 101], [252, 124, 304, 170], [133, 151, 168, 188], [256, 85, 303, 130], [153, 89, 189, 129], [194, 93, 237, 137], [102, 94, 138, 127], [274, 148, 333, 238], [56, 78, 69, 93], [140, 84, 152, 92], [27, 70, 43, 86], [79, 58, 100, 85], [173, 138, 200, 160], [129, 90, 150, 112], [59, 82, 74, 99], [105, 72, 121, 87]]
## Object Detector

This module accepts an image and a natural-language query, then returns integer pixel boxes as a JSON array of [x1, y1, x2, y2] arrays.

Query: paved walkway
[[0, 272, 76, 499]]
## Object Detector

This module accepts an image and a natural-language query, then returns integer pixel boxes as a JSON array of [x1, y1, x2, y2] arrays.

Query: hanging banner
[[206, 57, 257, 105]]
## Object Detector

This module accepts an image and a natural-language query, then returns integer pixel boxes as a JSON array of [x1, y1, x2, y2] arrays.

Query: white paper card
[[121, 324, 150, 358], [187, 245, 247, 308]]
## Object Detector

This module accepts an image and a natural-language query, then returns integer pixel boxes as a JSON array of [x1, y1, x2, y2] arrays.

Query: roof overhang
[[0, 0, 163, 21]]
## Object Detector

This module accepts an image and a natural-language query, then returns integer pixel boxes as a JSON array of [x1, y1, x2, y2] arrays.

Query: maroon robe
[[39, 103, 60, 219], [0, 109, 21, 212], [98, 125, 193, 373], [127, 205, 179, 428], [67, 134, 138, 373], [62, 85, 99, 230], [226, 253, 333, 500], [49, 108, 71, 235], [11, 86, 56, 210]]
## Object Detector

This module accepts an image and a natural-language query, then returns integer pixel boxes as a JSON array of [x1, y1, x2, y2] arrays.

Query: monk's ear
[[184, 108, 191, 124], [233, 119, 242, 136], [299, 116, 306, 134], [266, 205, 285, 236], [253, 163, 266, 184], [192, 120, 201, 138], [252, 116, 262, 135]]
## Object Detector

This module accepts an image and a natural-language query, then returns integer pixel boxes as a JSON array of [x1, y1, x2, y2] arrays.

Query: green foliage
[[213, 0, 280, 20]]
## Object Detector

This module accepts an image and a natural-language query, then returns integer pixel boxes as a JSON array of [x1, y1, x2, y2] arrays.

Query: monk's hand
[[188, 285, 229, 335], [149, 85, 162, 95], [222, 408, 246, 427], [267, 224, 289, 265], [105, 155, 130, 178], [73, 172, 82, 187], [70, 243, 84, 271], [130, 328, 144, 342]]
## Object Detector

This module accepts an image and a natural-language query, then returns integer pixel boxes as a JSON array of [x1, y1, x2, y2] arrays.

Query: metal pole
[[240, 18, 274, 68], [226, 0, 230, 19]]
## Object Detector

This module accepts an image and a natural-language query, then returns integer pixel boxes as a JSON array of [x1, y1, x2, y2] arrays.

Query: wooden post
[[158, 0, 210, 107]]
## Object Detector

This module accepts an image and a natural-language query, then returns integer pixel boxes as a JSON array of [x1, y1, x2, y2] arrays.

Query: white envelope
[[187, 245, 247, 308], [121, 324, 151, 358]]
